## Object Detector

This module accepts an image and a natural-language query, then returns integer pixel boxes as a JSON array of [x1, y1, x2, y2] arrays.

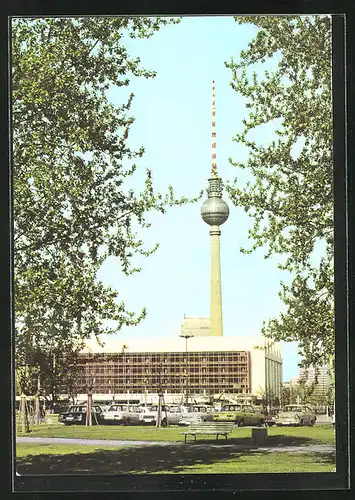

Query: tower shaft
[[210, 225, 223, 336]]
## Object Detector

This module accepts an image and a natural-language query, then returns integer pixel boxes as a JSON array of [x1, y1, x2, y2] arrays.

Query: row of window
[[80, 353, 249, 362], [79, 387, 249, 395], [86, 366, 248, 374], [98, 388, 248, 395]]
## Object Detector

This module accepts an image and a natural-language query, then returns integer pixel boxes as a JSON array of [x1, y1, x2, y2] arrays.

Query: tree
[[226, 15, 333, 367], [13, 17, 200, 403], [281, 385, 291, 406]]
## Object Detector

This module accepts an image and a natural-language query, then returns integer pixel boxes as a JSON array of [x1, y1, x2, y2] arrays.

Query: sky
[[96, 16, 302, 381]]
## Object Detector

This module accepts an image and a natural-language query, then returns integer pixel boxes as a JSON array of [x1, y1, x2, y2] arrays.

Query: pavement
[[315, 415, 333, 425], [16, 436, 335, 453]]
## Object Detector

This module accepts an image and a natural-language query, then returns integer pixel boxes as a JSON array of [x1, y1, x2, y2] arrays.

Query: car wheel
[[300, 419, 304, 426], [124, 418, 131, 426], [161, 418, 167, 428], [309, 419, 314, 426], [237, 419, 245, 427], [258, 419, 265, 427]]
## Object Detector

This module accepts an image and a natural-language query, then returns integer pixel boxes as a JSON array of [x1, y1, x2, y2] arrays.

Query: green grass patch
[[16, 443, 335, 475], [16, 423, 335, 446], [169, 451, 335, 474], [16, 443, 120, 457]]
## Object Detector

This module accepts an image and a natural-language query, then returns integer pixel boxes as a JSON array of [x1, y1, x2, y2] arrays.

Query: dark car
[[58, 405, 103, 425]]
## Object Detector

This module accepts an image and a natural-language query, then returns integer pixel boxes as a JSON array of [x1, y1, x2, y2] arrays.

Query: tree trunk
[[156, 393, 162, 427], [20, 394, 30, 433], [86, 389, 93, 426], [34, 372, 41, 425]]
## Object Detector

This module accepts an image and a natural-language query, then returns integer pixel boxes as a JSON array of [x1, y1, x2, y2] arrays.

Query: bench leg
[[185, 435, 187, 444]]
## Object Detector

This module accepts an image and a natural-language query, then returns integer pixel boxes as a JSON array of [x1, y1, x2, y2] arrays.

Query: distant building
[[181, 316, 211, 337], [74, 335, 283, 404], [299, 364, 331, 399]]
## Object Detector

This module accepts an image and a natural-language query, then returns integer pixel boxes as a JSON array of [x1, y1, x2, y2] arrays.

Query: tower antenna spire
[[212, 80, 217, 177]]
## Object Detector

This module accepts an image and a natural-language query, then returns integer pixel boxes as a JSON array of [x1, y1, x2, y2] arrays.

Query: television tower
[[201, 81, 229, 336]]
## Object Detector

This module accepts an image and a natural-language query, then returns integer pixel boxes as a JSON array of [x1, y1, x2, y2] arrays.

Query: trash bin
[[251, 428, 267, 446]]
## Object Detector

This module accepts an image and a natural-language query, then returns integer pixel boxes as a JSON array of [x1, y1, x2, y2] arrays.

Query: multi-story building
[[299, 364, 332, 399], [75, 335, 283, 404]]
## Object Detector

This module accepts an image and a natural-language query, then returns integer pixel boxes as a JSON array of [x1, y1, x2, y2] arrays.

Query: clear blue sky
[[97, 16, 301, 381]]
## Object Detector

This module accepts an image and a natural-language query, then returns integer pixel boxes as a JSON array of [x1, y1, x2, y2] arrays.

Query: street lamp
[[180, 334, 193, 405]]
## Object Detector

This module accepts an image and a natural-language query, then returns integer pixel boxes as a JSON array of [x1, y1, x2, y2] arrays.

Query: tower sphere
[[201, 196, 229, 226]]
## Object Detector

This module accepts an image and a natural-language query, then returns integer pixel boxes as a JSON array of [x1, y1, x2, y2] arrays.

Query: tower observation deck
[[200, 81, 229, 337]]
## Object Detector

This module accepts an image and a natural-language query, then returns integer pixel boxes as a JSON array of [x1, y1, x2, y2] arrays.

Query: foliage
[[283, 377, 333, 407], [12, 17, 200, 398], [226, 15, 333, 367]]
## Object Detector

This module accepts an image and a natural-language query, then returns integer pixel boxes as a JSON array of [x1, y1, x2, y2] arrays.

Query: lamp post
[[180, 334, 193, 405]]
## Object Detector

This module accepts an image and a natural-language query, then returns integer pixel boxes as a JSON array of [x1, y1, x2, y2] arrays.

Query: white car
[[139, 404, 185, 427], [276, 405, 317, 426], [101, 404, 142, 425], [179, 405, 215, 425]]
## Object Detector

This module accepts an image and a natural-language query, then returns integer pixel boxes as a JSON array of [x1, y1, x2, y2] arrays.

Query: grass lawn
[[16, 425, 335, 474], [16, 422, 335, 445], [16, 442, 335, 474]]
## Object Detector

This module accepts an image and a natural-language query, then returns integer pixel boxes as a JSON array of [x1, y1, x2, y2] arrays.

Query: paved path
[[16, 437, 335, 453]]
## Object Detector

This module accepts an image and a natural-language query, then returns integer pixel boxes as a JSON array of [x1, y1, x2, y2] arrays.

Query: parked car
[[276, 405, 317, 426], [139, 404, 185, 427], [179, 405, 215, 426], [213, 403, 264, 427], [264, 408, 280, 427], [58, 405, 103, 425], [101, 404, 143, 425]]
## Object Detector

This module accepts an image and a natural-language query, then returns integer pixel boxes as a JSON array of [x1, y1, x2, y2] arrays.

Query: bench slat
[[181, 428, 233, 432]]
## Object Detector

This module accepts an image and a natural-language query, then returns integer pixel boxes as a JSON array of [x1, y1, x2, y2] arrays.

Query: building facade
[[75, 336, 283, 403]]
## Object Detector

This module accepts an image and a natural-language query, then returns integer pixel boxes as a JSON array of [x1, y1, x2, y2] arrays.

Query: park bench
[[180, 421, 235, 444]]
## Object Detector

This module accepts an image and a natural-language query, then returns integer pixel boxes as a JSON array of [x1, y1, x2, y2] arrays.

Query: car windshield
[[221, 405, 242, 411], [189, 406, 206, 413], [69, 406, 86, 412], [108, 405, 128, 412], [282, 406, 303, 412]]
